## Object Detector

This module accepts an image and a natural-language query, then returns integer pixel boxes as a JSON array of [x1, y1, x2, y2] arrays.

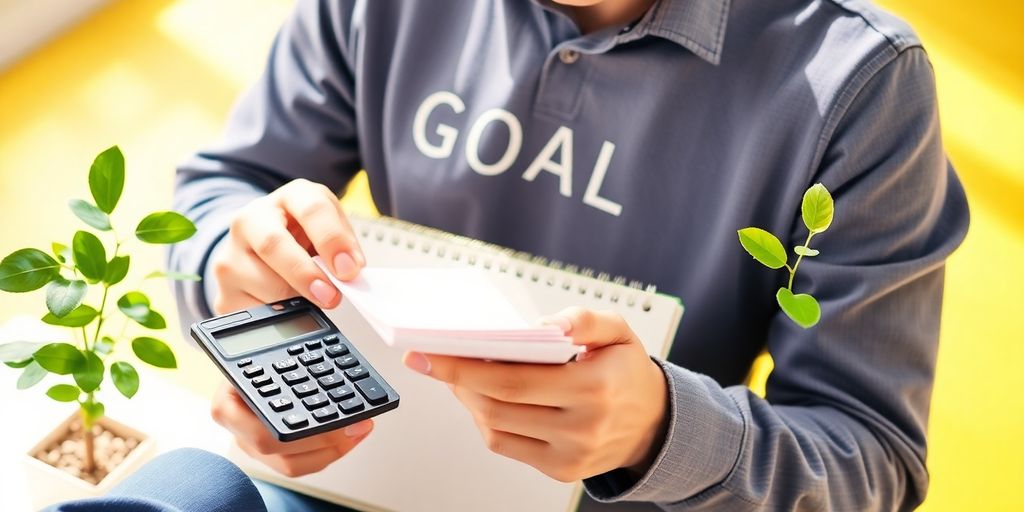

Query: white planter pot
[[23, 412, 157, 510]]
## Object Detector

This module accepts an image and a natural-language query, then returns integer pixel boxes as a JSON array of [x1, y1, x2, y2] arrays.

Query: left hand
[[402, 307, 669, 482]]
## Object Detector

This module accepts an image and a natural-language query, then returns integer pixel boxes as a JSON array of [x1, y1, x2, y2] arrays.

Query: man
[[170, 0, 969, 510]]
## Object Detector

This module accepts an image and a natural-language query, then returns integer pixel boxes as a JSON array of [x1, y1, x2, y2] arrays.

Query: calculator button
[[292, 383, 318, 397], [258, 384, 281, 397], [308, 363, 333, 377], [287, 344, 304, 355], [322, 335, 340, 346], [334, 355, 359, 369], [313, 407, 339, 422], [250, 375, 272, 388], [272, 358, 298, 373], [236, 358, 253, 367], [317, 374, 344, 390], [271, 303, 285, 311], [344, 366, 369, 381], [355, 377, 388, 405], [289, 299, 302, 306], [281, 370, 308, 385], [327, 385, 355, 402], [305, 339, 322, 350], [283, 413, 308, 429], [325, 344, 349, 358], [339, 397, 364, 414], [299, 350, 324, 366], [269, 397, 293, 412], [242, 365, 264, 378], [302, 393, 329, 410]]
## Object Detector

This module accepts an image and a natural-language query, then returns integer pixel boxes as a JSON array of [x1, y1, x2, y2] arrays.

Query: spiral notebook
[[228, 215, 684, 512]]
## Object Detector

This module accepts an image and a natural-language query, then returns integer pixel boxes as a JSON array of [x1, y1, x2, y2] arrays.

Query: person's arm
[[402, 46, 968, 511], [582, 47, 969, 510], [169, 0, 363, 327], [170, 0, 376, 478]]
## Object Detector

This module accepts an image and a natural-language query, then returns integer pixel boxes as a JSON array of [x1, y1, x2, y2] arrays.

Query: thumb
[[538, 307, 637, 351]]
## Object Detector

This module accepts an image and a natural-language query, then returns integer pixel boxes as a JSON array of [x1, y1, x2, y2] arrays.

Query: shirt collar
[[630, 0, 732, 65]]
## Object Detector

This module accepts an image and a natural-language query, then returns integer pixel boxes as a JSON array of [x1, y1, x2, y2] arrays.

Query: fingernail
[[404, 352, 431, 375], [310, 279, 337, 306], [333, 252, 357, 278], [343, 421, 373, 437], [539, 316, 573, 334]]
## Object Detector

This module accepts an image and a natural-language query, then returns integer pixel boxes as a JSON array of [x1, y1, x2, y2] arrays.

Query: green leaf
[[73, 351, 104, 393], [0, 341, 45, 362], [776, 288, 821, 328], [737, 228, 788, 270], [33, 343, 87, 374], [72, 231, 107, 281], [117, 291, 165, 328], [0, 249, 60, 292], [45, 278, 88, 318], [135, 212, 196, 244], [81, 400, 105, 421], [131, 337, 177, 369], [95, 336, 115, 356], [110, 362, 139, 398], [52, 243, 72, 264], [801, 183, 834, 234], [145, 270, 201, 281], [794, 246, 820, 257], [42, 304, 98, 327], [46, 384, 81, 402], [17, 361, 47, 390], [68, 199, 112, 231], [104, 255, 130, 285], [5, 359, 33, 369], [89, 146, 125, 214]]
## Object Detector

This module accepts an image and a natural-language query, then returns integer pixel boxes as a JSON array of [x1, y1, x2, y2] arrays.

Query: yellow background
[[0, 0, 1020, 509]]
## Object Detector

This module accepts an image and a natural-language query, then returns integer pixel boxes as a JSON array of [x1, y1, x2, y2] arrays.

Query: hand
[[402, 307, 669, 482], [210, 382, 374, 477], [210, 178, 365, 314]]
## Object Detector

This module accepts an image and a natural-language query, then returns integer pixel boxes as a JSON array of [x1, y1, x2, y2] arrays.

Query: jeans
[[44, 448, 348, 512]]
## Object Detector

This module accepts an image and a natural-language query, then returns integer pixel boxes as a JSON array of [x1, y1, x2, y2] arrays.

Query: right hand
[[211, 382, 374, 477], [210, 178, 365, 315]]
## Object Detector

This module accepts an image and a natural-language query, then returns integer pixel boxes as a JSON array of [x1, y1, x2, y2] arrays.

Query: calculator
[[190, 297, 399, 442]]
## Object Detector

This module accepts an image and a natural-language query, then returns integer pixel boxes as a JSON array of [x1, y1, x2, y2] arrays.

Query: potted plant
[[0, 146, 199, 507]]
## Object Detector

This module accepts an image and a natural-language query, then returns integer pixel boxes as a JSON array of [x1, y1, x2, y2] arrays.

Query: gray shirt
[[170, 0, 969, 510]]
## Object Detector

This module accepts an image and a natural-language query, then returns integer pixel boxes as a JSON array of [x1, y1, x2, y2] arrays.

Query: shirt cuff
[[201, 233, 231, 316], [583, 360, 746, 504]]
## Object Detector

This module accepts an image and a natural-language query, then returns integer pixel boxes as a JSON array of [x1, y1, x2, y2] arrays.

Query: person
[[167, 0, 969, 510]]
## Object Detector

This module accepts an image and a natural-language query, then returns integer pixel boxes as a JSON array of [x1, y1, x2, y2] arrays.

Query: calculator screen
[[215, 312, 323, 356]]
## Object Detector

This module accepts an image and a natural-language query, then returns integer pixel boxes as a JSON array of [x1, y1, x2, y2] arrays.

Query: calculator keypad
[[203, 313, 397, 442]]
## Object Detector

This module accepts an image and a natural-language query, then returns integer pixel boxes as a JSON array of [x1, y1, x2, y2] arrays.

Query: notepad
[[230, 215, 684, 512], [317, 265, 585, 363]]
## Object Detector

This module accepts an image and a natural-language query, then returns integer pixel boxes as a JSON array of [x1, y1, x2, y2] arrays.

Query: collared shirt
[[171, 0, 969, 509]]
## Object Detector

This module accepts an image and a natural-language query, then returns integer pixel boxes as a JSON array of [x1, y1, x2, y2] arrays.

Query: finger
[[540, 307, 636, 350], [233, 202, 340, 309], [451, 386, 563, 441], [478, 428, 550, 471], [212, 383, 374, 456], [403, 352, 570, 407], [278, 184, 363, 280], [236, 430, 371, 478], [234, 251, 298, 303], [212, 288, 263, 316]]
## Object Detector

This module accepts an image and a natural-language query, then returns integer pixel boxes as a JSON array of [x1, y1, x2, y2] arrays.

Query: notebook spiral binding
[[352, 215, 658, 312]]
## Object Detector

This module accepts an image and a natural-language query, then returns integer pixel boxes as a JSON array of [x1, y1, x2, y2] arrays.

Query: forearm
[[585, 359, 926, 511]]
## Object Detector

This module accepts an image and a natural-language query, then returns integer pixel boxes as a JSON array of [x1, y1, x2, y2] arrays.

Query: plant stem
[[90, 241, 119, 349], [80, 399, 96, 473], [787, 231, 815, 290]]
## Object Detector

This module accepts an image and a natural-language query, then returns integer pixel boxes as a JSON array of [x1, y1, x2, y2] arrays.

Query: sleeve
[[167, 0, 363, 328], [583, 47, 970, 510]]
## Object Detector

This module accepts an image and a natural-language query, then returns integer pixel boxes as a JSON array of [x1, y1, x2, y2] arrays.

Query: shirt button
[[558, 49, 580, 64]]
